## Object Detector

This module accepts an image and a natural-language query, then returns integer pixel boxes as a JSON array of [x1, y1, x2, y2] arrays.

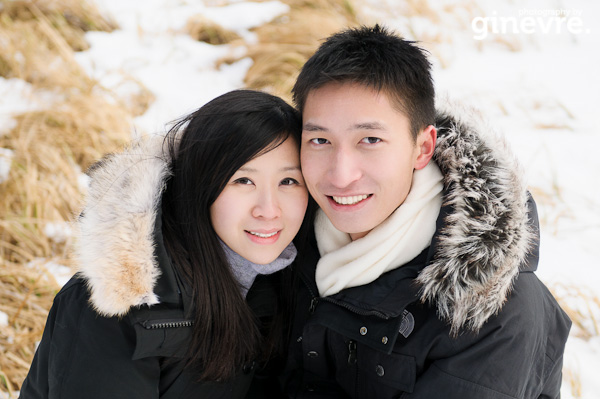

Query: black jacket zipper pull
[[309, 297, 319, 313], [347, 340, 357, 365], [142, 319, 194, 329]]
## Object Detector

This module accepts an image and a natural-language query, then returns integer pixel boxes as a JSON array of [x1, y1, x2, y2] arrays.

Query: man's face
[[300, 82, 434, 240]]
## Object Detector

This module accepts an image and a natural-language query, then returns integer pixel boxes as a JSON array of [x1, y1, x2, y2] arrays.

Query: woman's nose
[[251, 188, 281, 219]]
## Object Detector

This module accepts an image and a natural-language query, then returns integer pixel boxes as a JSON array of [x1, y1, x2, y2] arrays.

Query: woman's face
[[210, 137, 308, 265]]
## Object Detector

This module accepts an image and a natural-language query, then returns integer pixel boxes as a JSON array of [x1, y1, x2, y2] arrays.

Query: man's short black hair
[[292, 24, 435, 140]]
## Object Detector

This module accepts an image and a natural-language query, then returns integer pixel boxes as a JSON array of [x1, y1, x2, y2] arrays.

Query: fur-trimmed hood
[[75, 96, 535, 333], [417, 95, 534, 333], [75, 136, 172, 317]]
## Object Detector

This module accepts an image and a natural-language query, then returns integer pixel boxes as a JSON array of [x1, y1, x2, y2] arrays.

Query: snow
[[44, 222, 73, 244], [0, 147, 13, 184], [2, 0, 599, 397], [25, 259, 74, 288], [0, 311, 8, 327], [74, 0, 289, 136], [0, 78, 41, 136], [42, 261, 73, 288]]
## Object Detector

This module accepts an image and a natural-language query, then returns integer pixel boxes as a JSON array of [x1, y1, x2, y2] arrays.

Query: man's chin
[[325, 215, 373, 240]]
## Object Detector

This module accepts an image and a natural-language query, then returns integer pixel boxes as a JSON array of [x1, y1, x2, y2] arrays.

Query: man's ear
[[414, 125, 436, 170]]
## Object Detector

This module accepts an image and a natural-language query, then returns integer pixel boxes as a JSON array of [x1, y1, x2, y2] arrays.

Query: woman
[[19, 90, 309, 398]]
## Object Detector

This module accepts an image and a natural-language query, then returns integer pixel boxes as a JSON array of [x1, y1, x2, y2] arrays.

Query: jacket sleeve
[[404, 273, 571, 399], [19, 278, 161, 399]]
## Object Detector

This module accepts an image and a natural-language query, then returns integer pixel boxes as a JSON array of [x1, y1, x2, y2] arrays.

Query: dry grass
[[0, 0, 135, 393], [550, 283, 600, 399], [551, 283, 600, 341], [0, 0, 116, 89], [0, 259, 63, 395], [185, 14, 241, 45], [563, 366, 582, 399], [218, 0, 361, 104]]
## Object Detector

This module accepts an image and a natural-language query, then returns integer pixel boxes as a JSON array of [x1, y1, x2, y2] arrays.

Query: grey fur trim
[[416, 96, 534, 334]]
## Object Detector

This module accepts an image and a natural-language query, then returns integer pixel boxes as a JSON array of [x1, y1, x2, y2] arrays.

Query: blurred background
[[1, 0, 599, 397]]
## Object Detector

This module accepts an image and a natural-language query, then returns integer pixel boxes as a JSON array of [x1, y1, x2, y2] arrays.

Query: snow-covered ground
[[1, 0, 598, 397]]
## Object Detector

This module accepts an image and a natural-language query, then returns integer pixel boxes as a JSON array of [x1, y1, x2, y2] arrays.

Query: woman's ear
[[414, 125, 436, 170]]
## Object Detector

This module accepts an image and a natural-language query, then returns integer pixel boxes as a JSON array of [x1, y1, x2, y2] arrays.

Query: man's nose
[[327, 147, 362, 189]]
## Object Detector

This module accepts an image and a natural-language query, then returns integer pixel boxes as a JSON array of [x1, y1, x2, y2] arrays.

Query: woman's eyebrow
[[237, 165, 301, 173], [280, 165, 301, 172]]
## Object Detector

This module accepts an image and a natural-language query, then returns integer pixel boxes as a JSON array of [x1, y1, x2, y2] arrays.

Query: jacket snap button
[[376, 365, 385, 377], [243, 361, 256, 374], [307, 351, 319, 358], [360, 326, 367, 335], [382, 336, 388, 344]]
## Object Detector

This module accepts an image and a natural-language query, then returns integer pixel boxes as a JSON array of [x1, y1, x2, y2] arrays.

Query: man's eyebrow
[[353, 121, 386, 130], [302, 122, 328, 132], [302, 121, 386, 132]]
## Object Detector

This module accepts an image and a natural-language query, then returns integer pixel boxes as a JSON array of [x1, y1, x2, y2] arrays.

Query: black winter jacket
[[20, 136, 287, 399], [281, 98, 571, 399]]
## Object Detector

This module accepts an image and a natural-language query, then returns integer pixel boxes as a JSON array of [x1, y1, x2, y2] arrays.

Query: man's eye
[[233, 177, 253, 185], [310, 138, 329, 145], [280, 178, 299, 186], [361, 137, 381, 144]]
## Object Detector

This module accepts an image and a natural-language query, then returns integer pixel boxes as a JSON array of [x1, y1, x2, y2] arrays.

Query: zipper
[[141, 319, 194, 330], [309, 297, 319, 313], [347, 340, 357, 365], [347, 339, 359, 398]]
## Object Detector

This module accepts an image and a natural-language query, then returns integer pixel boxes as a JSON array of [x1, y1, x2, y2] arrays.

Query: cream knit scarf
[[315, 161, 444, 297]]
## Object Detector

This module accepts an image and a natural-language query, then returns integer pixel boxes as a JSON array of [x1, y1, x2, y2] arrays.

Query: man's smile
[[330, 194, 372, 205]]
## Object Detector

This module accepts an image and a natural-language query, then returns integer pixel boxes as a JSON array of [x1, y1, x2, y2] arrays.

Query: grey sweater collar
[[220, 240, 297, 297]]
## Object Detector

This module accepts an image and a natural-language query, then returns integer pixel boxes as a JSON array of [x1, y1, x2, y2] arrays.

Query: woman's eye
[[280, 178, 299, 186], [361, 137, 381, 144], [310, 138, 329, 145], [233, 177, 253, 185]]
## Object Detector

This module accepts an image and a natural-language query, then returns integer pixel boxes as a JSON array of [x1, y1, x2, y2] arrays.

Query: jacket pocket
[[357, 347, 416, 397], [329, 336, 416, 398], [132, 318, 193, 360]]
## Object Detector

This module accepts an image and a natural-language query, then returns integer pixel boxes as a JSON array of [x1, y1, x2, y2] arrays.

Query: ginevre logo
[[472, 9, 590, 40]]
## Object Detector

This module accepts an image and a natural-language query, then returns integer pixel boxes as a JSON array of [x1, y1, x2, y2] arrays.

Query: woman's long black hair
[[160, 90, 306, 381]]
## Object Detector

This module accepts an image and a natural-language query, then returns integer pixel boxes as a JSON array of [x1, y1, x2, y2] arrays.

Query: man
[[282, 25, 571, 398]]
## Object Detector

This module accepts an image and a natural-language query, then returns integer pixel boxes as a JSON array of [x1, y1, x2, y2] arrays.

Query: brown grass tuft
[[550, 282, 600, 341], [185, 14, 241, 45], [0, 259, 64, 396], [0, 0, 117, 51], [0, 0, 116, 89], [223, 0, 361, 104], [563, 366, 582, 399]]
